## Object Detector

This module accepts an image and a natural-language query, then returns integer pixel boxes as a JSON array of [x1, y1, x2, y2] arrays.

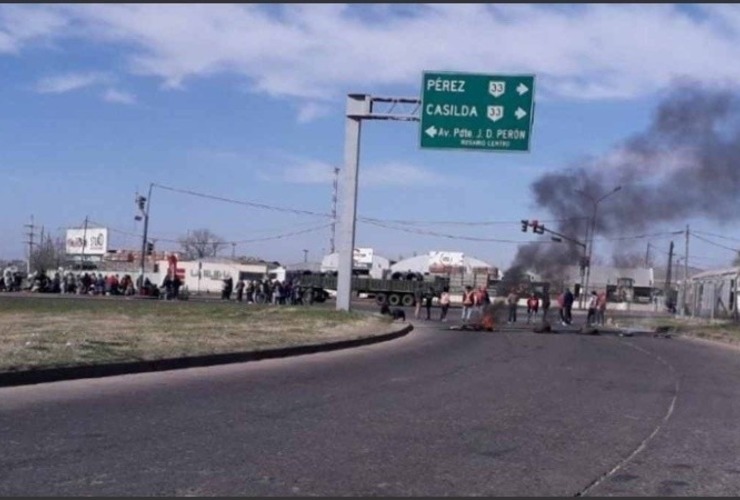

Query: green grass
[[0, 295, 392, 372]]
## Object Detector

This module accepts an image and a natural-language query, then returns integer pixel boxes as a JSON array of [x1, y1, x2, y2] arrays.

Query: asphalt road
[[1, 314, 739, 496]]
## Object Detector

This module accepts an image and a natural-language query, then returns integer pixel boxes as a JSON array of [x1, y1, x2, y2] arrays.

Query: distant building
[[390, 251, 497, 277], [161, 257, 281, 294], [550, 265, 655, 302], [681, 266, 740, 319], [320, 248, 391, 279]]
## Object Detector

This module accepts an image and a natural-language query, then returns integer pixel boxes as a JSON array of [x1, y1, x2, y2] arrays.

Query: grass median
[[613, 313, 740, 346], [0, 296, 395, 372]]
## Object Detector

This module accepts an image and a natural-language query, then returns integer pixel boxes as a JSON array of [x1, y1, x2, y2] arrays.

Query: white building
[[160, 257, 280, 294], [681, 266, 740, 319], [320, 247, 391, 279], [390, 251, 496, 277]]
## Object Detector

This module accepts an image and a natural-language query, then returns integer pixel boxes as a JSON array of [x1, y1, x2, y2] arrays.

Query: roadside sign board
[[420, 71, 535, 152]]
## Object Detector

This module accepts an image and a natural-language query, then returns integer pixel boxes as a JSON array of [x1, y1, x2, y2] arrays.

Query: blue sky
[[2, 4, 740, 271]]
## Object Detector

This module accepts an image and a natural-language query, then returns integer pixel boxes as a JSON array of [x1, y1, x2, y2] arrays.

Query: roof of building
[[690, 266, 740, 280]]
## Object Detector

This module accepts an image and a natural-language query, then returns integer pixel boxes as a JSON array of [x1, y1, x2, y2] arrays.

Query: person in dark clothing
[[222, 277, 233, 300], [424, 286, 434, 320], [541, 292, 551, 321], [563, 288, 574, 325]]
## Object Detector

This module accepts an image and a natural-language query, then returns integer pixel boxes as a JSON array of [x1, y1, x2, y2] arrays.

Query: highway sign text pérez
[[420, 71, 535, 152]]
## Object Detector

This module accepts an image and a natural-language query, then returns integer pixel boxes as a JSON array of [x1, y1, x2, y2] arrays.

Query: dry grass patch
[[0, 297, 394, 372]]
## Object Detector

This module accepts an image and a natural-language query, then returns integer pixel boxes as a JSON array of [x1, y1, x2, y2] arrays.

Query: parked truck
[[297, 273, 450, 307]]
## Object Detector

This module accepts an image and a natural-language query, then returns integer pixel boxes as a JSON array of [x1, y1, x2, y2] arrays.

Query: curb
[[0, 324, 414, 388]]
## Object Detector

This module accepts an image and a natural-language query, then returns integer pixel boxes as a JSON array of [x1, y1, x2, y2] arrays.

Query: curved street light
[[577, 185, 622, 306]]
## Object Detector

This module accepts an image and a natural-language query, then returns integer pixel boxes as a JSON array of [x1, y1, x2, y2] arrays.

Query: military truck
[[297, 273, 450, 307]]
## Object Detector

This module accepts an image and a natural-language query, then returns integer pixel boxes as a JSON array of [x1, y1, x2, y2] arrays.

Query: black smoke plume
[[511, 80, 740, 279]]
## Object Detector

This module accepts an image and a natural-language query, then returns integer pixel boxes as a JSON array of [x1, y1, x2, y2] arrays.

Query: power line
[[358, 216, 590, 227], [88, 218, 331, 246], [153, 183, 333, 219], [360, 219, 560, 244], [595, 230, 685, 242], [691, 233, 739, 253], [692, 229, 740, 243], [152, 183, 591, 227]]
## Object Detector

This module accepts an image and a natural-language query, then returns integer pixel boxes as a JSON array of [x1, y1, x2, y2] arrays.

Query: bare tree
[[178, 229, 226, 260], [30, 235, 65, 272]]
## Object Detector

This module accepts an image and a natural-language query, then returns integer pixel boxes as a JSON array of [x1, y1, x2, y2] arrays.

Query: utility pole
[[81, 216, 89, 267], [665, 241, 674, 312], [303, 249, 308, 263], [231, 242, 236, 260], [330, 166, 339, 254], [645, 242, 651, 267], [23, 215, 35, 275], [136, 183, 154, 293], [682, 225, 690, 317]]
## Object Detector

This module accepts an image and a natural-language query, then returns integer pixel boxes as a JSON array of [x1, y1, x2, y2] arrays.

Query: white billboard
[[65, 228, 108, 255], [429, 251, 464, 268], [353, 247, 374, 266]]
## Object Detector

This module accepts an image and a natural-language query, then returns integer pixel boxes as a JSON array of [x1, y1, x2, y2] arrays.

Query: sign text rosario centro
[[420, 72, 535, 152]]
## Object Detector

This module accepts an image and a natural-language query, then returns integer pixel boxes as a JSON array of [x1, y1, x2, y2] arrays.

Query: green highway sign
[[420, 71, 535, 152]]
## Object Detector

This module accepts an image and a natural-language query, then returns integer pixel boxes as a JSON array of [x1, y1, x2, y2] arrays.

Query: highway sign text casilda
[[420, 71, 535, 152]]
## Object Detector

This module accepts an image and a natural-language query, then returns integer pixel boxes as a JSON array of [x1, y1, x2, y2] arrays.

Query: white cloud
[[0, 5, 68, 53], [8, 4, 740, 104], [361, 162, 453, 188], [279, 160, 338, 184], [102, 88, 136, 104], [267, 157, 456, 188], [296, 102, 330, 123], [35, 72, 111, 94]]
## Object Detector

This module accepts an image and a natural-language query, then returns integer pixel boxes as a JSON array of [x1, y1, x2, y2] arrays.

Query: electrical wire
[[360, 218, 560, 244], [692, 229, 740, 244], [153, 183, 333, 219]]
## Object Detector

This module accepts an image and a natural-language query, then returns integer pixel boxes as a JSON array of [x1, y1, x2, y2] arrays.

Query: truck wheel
[[388, 294, 401, 306], [402, 294, 415, 307], [375, 293, 387, 306]]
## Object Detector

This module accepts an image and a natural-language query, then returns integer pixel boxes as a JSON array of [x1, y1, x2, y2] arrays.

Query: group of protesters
[[222, 277, 312, 306], [503, 287, 608, 326]]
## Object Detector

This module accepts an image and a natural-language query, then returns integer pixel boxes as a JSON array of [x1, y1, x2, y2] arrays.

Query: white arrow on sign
[[515, 107, 527, 120], [425, 126, 438, 138], [516, 83, 529, 96]]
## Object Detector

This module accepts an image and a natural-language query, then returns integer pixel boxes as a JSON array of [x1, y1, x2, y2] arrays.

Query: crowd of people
[[221, 277, 312, 305], [400, 284, 609, 328]]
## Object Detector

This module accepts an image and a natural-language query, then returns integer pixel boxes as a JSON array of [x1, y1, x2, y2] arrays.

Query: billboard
[[428, 251, 465, 273], [353, 247, 374, 267], [65, 228, 108, 255]]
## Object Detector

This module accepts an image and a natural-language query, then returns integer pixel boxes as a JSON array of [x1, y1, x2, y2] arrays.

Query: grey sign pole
[[336, 94, 368, 311], [335, 94, 421, 312]]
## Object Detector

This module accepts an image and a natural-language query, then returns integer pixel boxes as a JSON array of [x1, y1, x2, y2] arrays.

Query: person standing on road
[[424, 286, 434, 320], [507, 288, 519, 323], [564, 288, 574, 325], [586, 290, 598, 326], [461, 286, 474, 324], [439, 286, 450, 321], [526, 293, 539, 323], [414, 286, 423, 319], [235, 279, 245, 302], [541, 292, 551, 322], [596, 290, 607, 325]]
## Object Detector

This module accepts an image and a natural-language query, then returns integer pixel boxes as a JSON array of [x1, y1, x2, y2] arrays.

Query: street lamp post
[[136, 183, 154, 294], [580, 186, 622, 305]]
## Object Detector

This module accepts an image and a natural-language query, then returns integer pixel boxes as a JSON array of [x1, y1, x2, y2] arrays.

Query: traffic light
[[136, 195, 146, 211], [521, 219, 529, 232], [146, 241, 154, 255], [529, 219, 546, 234]]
